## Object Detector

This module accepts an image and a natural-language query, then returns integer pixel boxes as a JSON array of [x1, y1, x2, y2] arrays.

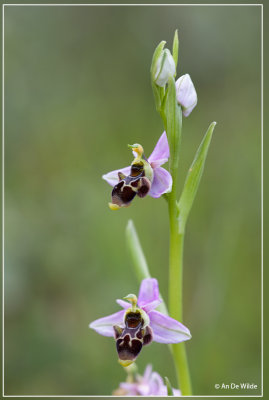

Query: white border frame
[[2, 3, 263, 398]]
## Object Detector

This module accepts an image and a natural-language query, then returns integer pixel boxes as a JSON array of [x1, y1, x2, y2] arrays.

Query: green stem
[[167, 133, 192, 396], [171, 342, 192, 395]]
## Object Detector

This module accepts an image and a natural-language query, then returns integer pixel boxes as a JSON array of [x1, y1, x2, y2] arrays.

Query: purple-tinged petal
[[138, 278, 160, 307], [137, 385, 151, 396], [149, 310, 191, 343], [148, 131, 170, 168], [142, 299, 162, 313], [173, 388, 181, 396], [143, 364, 153, 382], [157, 385, 181, 396], [116, 299, 131, 309], [102, 166, 131, 187], [120, 383, 139, 396], [120, 382, 150, 396], [149, 167, 172, 198], [89, 310, 125, 337], [148, 371, 164, 395]]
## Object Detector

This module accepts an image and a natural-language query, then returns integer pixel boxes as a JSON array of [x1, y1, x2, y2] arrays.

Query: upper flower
[[154, 48, 176, 87], [89, 278, 191, 367], [113, 364, 181, 396], [175, 73, 197, 117], [102, 132, 172, 210]]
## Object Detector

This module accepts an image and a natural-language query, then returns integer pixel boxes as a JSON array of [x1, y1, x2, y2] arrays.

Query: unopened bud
[[154, 49, 176, 87], [175, 74, 197, 117]]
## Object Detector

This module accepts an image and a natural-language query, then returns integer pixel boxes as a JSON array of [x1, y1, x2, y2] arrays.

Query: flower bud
[[154, 49, 176, 87], [175, 74, 197, 117]]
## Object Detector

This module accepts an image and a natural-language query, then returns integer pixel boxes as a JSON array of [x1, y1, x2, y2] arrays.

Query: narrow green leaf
[[126, 220, 168, 315], [126, 220, 150, 281], [177, 122, 216, 233], [172, 29, 179, 71], [164, 376, 174, 396], [166, 77, 182, 173]]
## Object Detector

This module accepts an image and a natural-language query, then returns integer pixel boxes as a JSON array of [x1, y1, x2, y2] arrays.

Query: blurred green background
[[4, 4, 261, 396]]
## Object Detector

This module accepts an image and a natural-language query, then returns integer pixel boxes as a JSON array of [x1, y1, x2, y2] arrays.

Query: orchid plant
[[90, 31, 216, 396]]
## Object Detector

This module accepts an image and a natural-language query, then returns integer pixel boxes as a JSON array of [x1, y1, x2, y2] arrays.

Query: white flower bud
[[154, 49, 176, 87], [175, 74, 197, 117]]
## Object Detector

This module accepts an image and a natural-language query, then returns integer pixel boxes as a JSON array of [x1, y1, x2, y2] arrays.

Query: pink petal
[[148, 132, 170, 168], [102, 166, 131, 187], [149, 310, 191, 344], [143, 364, 153, 381], [116, 299, 131, 309], [149, 167, 172, 198], [142, 299, 162, 313], [120, 383, 139, 395], [148, 371, 164, 395], [137, 278, 160, 307], [137, 385, 151, 396], [89, 310, 125, 337]]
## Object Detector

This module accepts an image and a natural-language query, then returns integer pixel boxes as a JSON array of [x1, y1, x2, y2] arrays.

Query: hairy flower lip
[[89, 278, 191, 345], [102, 132, 172, 200]]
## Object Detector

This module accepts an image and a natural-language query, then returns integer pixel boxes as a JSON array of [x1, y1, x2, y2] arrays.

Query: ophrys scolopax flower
[[89, 278, 191, 366], [102, 132, 172, 210]]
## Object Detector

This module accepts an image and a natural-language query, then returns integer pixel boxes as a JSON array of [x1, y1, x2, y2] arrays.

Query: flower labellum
[[175, 73, 197, 117], [154, 48, 176, 87], [103, 132, 173, 210], [89, 278, 191, 366], [113, 294, 153, 367]]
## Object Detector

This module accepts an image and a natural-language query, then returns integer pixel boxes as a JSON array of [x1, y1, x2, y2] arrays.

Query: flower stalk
[[151, 31, 215, 395], [167, 120, 216, 395], [166, 81, 192, 395]]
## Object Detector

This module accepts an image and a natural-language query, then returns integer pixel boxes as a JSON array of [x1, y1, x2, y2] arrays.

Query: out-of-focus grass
[[4, 5, 261, 395]]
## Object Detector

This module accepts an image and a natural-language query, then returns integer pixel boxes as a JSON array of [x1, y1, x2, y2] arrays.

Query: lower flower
[[113, 364, 181, 396], [89, 278, 191, 366]]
